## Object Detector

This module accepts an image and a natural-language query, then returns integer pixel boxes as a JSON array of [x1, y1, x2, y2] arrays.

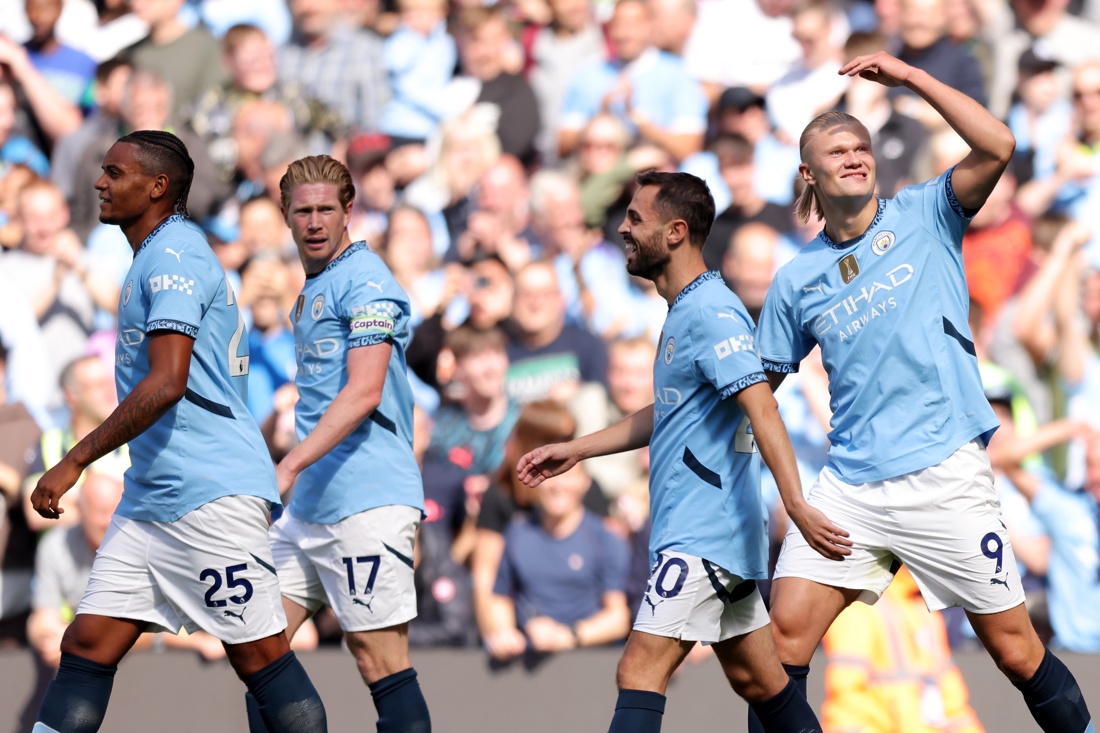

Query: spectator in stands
[[0, 338, 42, 648], [482, 460, 630, 662], [378, 204, 449, 328], [0, 78, 49, 176], [1, 181, 95, 415], [57, 0, 148, 63], [69, 69, 225, 240], [839, 31, 928, 197], [990, 410, 1100, 653], [1007, 46, 1073, 195], [409, 521, 478, 648], [346, 132, 396, 248], [121, 0, 225, 120], [227, 98, 295, 201], [984, 0, 1100, 120], [528, 169, 633, 338], [0, 254, 52, 418], [649, 0, 697, 57], [23, 0, 96, 112], [238, 253, 296, 422], [821, 567, 986, 733], [558, 0, 707, 162], [51, 58, 132, 202], [572, 336, 654, 501], [21, 354, 127, 531], [722, 222, 785, 324], [278, 0, 390, 133], [188, 24, 346, 184], [715, 86, 800, 206], [704, 133, 791, 271], [455, 4, 540, 167], [449, 155, 535, 271], [422, 325, 520, 548], [526, 0, 606, 165], [0, 34, 81, 148], [504, 260, 609, 405], [765, 0, 850, 144], [892, 0, 988, 125], [378, 0, 455, 146]]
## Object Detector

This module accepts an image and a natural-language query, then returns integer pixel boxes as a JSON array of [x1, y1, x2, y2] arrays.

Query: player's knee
[[990, 640, 1043, 682], [58, 622, 100, 659], [724, 664, 767, 702]]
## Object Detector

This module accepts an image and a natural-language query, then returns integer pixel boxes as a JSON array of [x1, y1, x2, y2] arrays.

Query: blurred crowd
[[0, 0, 1099, 721]]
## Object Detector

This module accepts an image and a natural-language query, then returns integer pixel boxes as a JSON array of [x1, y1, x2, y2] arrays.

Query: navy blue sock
[[1011, 648, 1093, 733], [243, 651, 327, 733], [245, 691, 269, 733], [368, 667, 431, 733], [608, 689, 666, 733], [749, 676, 821, 733], [748, 663, 811, 733], [34, 652, 117, 733]]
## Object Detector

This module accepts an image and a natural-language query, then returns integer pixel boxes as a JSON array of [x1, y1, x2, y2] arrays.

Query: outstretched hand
[[788, 502, 853, 561], [839, 51, 913, 88], [515, 443, 579, 488]]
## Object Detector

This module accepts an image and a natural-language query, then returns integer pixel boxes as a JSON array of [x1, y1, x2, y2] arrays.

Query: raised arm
[[840, 51, 1015, 210], [515, 405, 654, 488], [30, 332, 192, 519]]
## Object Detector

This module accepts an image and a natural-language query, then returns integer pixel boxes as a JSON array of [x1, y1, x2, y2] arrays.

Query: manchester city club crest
[[664, 336, 676, 365], [311, 295, 325, 320], [839, 253, 860, 284], [123, 280, 133, 306], [294, 294, 305, 322], [871, 230, 896, 256]]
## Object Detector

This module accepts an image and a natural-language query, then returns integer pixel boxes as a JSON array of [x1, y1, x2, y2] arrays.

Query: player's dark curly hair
[[634, 170, 715, 248], [117, 130, 195, 217]]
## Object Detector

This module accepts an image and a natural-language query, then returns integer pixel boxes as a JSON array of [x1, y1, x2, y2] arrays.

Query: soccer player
[[28, 130, 327, 733], [262, 155, 430, 733], [751, 51, 1094, 733], [517, 170, 823, 733]]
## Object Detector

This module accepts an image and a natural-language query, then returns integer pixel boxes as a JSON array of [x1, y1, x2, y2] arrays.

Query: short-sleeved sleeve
[[757, 272, 814, 372], [142, 241, 217, 338], [691, 302, 767, 398], [897, 167, 972, 250], [343, 274, 410, 349]]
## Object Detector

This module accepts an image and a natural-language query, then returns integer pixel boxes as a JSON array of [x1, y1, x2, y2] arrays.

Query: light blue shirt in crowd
[[379, 20, 456, 141]]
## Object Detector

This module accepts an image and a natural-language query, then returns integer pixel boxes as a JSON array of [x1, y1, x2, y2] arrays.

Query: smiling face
[[283, 181, 352, 275], [619, 185, 672, 281], [800, 121, 876, 207]]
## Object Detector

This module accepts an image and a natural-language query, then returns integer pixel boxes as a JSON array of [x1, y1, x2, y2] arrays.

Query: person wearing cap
[[1007, 44, 1072, 187]]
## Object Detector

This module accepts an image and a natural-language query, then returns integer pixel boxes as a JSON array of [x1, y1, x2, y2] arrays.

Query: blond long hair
[[794, 110, 866, 225]]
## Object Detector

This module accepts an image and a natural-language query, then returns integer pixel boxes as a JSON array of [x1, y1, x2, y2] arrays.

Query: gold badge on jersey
[[839, 253, 860, 284], [294, 294, 305, 322]]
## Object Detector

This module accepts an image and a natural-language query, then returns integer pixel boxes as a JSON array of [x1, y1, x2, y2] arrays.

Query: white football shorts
[[632, 550, 770, 644], [270, 504, 420, 633], [78, 494, 287, 644], [774, 439, 1027, 614]]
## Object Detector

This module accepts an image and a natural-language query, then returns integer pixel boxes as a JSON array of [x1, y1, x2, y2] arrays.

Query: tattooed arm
[[30, 332, 193, 519]]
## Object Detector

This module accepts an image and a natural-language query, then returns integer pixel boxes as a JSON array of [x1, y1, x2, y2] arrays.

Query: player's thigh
[[773, 468, 898, 607], [616, 630, 695, 694], [890, 442, 1026, 615], [712, 624, 790, 703], [149, 495, 288, 645], [767, 576, 861, 665], [310, 505, 420, 633], [344, 624, 412, 684], [270, 511, 327, 615]]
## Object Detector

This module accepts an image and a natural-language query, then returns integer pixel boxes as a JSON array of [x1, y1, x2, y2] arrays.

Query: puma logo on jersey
[[223, 607, 247, 624], [990, 576, 1010, 591], [366, 280, 384, 292], [165, 247, 185, 262], [352, 597, 374, 612], [716, 312, 738, 320], [802, 279, 825, 295], [642, 594, 664, 616]]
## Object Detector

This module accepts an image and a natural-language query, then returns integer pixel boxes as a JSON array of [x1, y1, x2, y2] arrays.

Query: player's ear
[[667, 218, 688, 247], [799, 162, 815, 187], [150, 172, 169, 201]]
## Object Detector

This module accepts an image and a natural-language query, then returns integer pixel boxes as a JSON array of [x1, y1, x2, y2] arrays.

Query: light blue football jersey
[[290, 241, 424, 524], [757, 169, 999, 484], [650, 271, 769, 579], [114, 215, 278, 521]]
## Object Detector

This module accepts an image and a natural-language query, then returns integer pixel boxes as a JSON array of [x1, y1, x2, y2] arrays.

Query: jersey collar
[[819, 197, 886, 250], [670, 270, 722, 309], [306, 240, 367, 279], [136, 214, 185, 256]]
